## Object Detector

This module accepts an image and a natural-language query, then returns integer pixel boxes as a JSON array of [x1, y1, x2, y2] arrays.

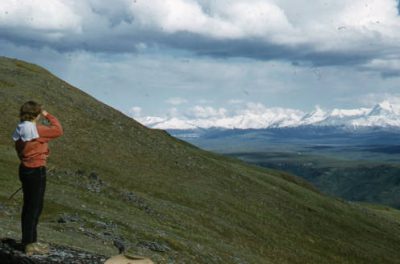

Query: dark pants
[[19, 164, 46, 245]]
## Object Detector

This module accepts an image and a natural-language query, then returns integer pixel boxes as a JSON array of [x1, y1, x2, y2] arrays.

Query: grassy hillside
[[226, 151, 400, 209], [1, 57, 400, 263]]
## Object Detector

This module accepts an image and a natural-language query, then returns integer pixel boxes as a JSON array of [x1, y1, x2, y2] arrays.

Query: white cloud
[[367, 58, 400, 69], [0, 0, 399, 58], [128, 0, 400, 51], [0, 0, 82, 37], [361, 58, 400, 77], [276, 0, 400, 50], [338, 0, 399, 30], [167, 107, 180, 118], [166, 97, 188, 105], [188, 105, 227, 119], [127, 0, 298, 43], [129, 106, 142, 117], [358, 93, 400, 106], [219, 1, 297, 42]]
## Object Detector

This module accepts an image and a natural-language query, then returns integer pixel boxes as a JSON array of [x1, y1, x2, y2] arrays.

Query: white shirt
[[12, 121, 40, 142]]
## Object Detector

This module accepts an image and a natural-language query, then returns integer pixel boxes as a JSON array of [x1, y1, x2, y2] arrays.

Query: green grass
[[1, 56, 400, 263], [226, 151, 400, 208]]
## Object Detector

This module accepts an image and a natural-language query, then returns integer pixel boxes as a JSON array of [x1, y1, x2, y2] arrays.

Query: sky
[[0, 0, 400, 122]]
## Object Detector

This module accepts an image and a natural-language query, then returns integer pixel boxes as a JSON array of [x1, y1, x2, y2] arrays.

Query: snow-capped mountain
[[299, 106, 329, 126], [357, 101, 400, 127], [135, 101, 400, 130]]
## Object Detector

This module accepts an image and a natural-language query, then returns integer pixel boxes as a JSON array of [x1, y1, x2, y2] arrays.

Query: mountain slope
[[1, 57, 400, 263]]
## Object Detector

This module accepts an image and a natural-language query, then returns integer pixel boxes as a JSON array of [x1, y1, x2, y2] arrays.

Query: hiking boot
[[25, 242, 50, 256]]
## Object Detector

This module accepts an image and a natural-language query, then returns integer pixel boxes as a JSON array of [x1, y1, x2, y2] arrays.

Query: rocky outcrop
[[0, 238, 107, 264]]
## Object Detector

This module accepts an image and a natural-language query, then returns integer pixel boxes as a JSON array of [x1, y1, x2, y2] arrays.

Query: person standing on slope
[[12, 101, 63, 252]]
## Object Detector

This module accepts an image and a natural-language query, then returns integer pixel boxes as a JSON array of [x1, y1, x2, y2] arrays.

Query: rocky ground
[[0, 238, 108, 264]]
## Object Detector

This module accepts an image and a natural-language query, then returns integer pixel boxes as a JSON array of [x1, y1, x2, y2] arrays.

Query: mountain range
[[138, 101, 400, 130]]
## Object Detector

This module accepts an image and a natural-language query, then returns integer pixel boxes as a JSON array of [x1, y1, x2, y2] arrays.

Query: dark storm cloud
[[0, 28, 381, 69], [159, 32, 373, 67]]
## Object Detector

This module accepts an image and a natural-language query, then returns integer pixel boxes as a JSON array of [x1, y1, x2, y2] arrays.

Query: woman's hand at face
[[41, 110, 48, 116]]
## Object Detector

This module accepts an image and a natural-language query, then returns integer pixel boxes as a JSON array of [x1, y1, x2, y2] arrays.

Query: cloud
[[187, 105, 227, 119], [0, 0, 400, 69], [129, 0, 296, 41], [361, 58, 400, 78], [358, 93, 400, 106], [167, 107, 180, 118], [0, 0, 81, 32], [166, 97, 188, 105], [129, 106, 142, 117], [0, 0, 82, 44]]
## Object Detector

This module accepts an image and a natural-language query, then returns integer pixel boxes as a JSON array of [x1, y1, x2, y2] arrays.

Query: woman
[[12, 101, 63, 252]]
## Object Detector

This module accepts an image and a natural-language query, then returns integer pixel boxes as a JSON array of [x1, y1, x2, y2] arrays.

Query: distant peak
[[376, 100, 393, 111], [369, 100, 398, 116], [313, 105, 327, 115]]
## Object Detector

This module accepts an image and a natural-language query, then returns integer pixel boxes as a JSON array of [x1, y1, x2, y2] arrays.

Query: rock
[[86, 172, 104, 193], [136, 240, 170, 252], [25, 242, 50, 256], [123, 192, 154, 214], [75, 169, 85, 176], [105, 254, 154, 264], [113, 239, 126, 254], [0, 238, 107, 264], [89, 172, 99, 181], [56, 214, 80, 224]]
